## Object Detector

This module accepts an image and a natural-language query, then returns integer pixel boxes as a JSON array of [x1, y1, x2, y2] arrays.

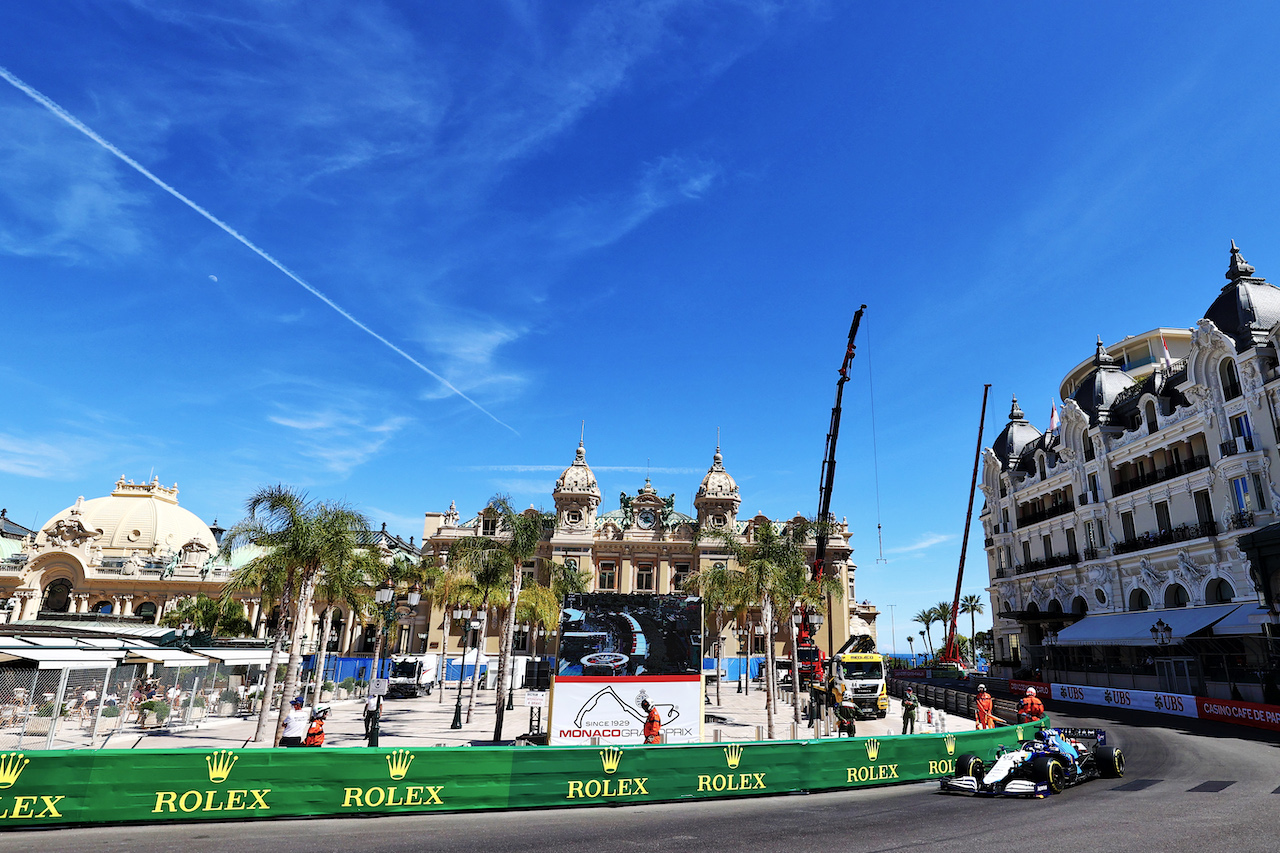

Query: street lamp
[[1150, 618, 1172, 646], [507, 621, 529, 712], [450, 606, 475, 730]]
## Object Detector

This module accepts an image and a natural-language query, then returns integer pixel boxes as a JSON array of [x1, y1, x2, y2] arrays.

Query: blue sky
[[3, 1, 1280, 655]]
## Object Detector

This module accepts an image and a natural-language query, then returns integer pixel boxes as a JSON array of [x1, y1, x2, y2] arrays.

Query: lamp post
[[507, 621, 528, 712], [1150, 618, 1172, 646], [450, 606, 478, 730], [1043, 629, 1058, 679], [368, 578, 396, 746], [735, 622, 748, 694]]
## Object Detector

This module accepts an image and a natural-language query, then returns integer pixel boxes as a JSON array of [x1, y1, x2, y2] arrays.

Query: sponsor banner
[[1051, 682, 1196, 718], [1010, 679, 1051, 697], [891, 669, 926, 678], [549, 675, 702, 746], [0, 720, 1046, 827], [1195, 696, 1280, 732]]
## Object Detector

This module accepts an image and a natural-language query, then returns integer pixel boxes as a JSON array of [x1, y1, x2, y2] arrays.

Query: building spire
[[1009, 394, 1025, 421], [1227, 239, 1256, 281]]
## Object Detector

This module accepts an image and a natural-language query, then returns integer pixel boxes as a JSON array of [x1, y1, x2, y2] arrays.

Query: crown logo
[[723, 744, 743, 770], [386, 750, 415, 781], [864, 739, 880, 762], [0, 753, 29, 789], [599, 747, 623, 775], [205, 750, 237, 784], [944, 734, 956, 756], [1016, 726, 1024, 741]]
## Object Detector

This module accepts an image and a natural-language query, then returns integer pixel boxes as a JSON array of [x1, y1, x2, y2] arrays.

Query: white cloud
[[885, 533, 955, 555], [0, 433, 82, 479], [265, 384, 412, 475]]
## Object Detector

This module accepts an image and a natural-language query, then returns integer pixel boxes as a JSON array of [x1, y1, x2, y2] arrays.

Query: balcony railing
[[984, 536, 995, 547], [1015, 551, 1080, 574], [995, 567, 1008, 578], [1224, 381, 1242, 401], [1082, 546, 1099, 561], [1227, 511, 1255, 531], [1219, 436, 1255, 458], [1111, 521, 1218, 555], [1017, 500, 1075, 526], [1111, 455, 1211, 497]]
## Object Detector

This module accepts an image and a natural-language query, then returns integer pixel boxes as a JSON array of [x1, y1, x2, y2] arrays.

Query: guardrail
[[0, 722, 1042, 828]]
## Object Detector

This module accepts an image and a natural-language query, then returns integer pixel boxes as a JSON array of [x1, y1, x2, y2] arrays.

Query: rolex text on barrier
[[0, 723, 1043, 827]]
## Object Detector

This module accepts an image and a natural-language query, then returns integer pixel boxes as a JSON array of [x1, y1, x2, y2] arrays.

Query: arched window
[[1083, 429, 1095, 461], [1164, 583, 1190, 608], [1205, 578, 1235, 603], [1220, 359, 1242, 400], [41, 579, 72, 613], [94, 600, 113, 614], [135, 602, 157, 623], [1047, 599, 1063, 614], [1128, 588, 1151, 612], [1094, 588, 1106, 605], [1145, 401, 1158, 435], [1071, 596, 1088, 615], [1038, 455, 1047, 479]]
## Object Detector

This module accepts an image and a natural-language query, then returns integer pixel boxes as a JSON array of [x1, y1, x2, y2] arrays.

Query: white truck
[[386, 654, 438, 699]]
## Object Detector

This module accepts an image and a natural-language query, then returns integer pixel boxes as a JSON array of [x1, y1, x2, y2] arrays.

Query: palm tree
[[912, 609, 936, 657], [160, 593, 253, 637], [703, 519, 818, 739], [447, 496, 554, 741], [430, 561, 477, 704], [935, 602, 954, 657], [684, 558, 748, 709], [960, 594, 985, 665], [306, 549, 379, 706], [222, 485, 368, 745]]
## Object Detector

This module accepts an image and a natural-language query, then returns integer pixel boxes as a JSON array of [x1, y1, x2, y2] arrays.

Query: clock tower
[[694, 446, 740, 531]]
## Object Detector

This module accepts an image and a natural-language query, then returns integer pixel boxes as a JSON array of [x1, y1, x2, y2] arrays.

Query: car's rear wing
[[1054, 727, 1107, 746]]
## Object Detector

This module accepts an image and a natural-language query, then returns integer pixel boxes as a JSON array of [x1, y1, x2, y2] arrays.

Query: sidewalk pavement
[[98, 682, 978, 750]]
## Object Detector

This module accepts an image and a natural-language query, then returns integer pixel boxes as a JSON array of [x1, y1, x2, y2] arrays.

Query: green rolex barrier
[[0, 719, 1047, 827]]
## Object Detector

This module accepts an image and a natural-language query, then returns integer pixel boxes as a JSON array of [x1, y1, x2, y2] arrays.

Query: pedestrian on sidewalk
[[975, 684, 994, 729], [280, 698, 308, 747], [901, 688, 919, 735], [364, 692, 382, 736]]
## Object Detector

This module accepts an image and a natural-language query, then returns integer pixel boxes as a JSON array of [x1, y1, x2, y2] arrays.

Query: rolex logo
[[723, 744, 743, 770], [205, 750, 237, 783], [1016, 726, 1024, 741], [0, 753, 29, 789], [864, 739, 880, 762], [944, 734, 956, 756], [386, 750, 415, 781], [599, 747, 623, 775]]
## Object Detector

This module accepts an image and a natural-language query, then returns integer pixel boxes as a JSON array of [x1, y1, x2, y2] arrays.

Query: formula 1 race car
[[940, 727, 1125, 797]]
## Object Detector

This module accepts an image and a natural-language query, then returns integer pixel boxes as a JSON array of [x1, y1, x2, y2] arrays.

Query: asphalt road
[[2, 705, 1277, 853]]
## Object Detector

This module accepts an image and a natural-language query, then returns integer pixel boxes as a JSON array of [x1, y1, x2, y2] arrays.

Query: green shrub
[[323, 680, 335, 691], [101, 705, 121, 718], [36, 702, 55, 718], [139, 700, 171, 723], [192, 696, 207, 708], [340, 677, 356, 691], [220, 688, 240, 704]]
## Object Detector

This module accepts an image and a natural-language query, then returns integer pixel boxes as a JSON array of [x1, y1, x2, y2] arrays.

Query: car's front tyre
[[1095, 745, 1125, 778], [1031, 754, 1066, 794], [955, 753, 983, 778]]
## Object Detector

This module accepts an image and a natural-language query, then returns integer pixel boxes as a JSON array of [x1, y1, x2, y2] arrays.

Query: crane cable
[[867, 319, 887, 564]]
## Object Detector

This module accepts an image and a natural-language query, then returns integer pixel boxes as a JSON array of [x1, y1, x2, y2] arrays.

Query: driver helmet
[[977, 684, 986, 691], [1025, 687, 1037, 696]]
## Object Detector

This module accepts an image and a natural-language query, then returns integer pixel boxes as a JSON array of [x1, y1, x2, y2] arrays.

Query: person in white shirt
[[280, 698, 308, 747], [363, 693, 382, 736]]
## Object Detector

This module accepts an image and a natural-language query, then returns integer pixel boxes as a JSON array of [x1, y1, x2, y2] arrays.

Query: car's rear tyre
[[1095, 745, 1125, 778], [955, 753, 983, 778], [1031, 755, 1066, 794]]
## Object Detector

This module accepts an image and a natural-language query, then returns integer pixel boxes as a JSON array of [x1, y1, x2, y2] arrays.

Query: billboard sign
[[550, 593, 703, 746]]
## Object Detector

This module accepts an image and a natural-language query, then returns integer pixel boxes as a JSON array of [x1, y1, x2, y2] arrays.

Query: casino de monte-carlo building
[[982, 243, 1280, 703], [420, 443, 878, 663]]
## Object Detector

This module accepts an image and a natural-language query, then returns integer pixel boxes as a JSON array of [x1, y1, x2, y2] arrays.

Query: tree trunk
[[790, 616, 802, 728], [273, 576, 315, 746], [762, 600, 775, 739], [438, 610, 451, 704], [252, 615, 288, 742], [310, 605, 335, 706], [493, 566, 522, 742], [714, 622, 723, 707], [465, 606, 487, 723]]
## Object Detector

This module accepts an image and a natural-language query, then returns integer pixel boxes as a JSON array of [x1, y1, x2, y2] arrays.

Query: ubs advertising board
[[550, 593, 703, 746]]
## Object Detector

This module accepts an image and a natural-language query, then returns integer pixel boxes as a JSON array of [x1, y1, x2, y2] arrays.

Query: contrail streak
[[0, 64, 518, 435]]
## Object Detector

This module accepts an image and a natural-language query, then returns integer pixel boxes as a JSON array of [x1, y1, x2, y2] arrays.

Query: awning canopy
[[1054, 603, 1240, 646], [1210, 603, 1272, 637], [0, 646, 123, 669], [125, 647, 209, 668], [193, 648, 276, 666]]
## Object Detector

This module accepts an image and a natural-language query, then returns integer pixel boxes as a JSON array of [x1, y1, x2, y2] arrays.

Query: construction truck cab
[[828, 652, 888, 719]]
